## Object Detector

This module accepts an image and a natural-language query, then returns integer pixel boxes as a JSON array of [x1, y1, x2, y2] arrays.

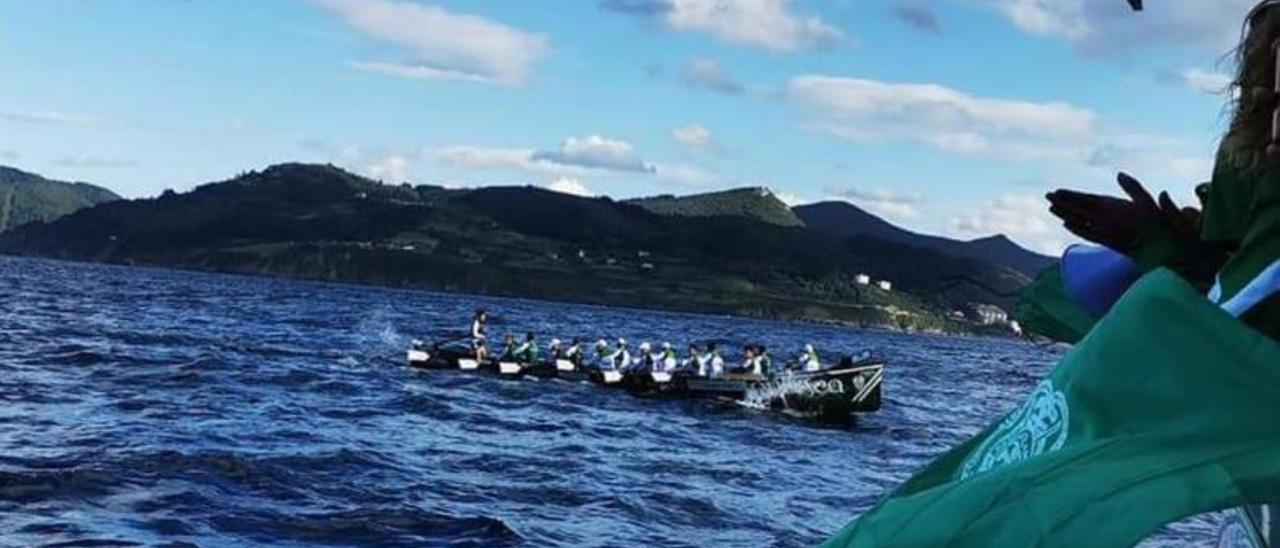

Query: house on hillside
[[968, 303, 1009, 326], [855, 274, 871, 286], [877, 280, 893, 292]]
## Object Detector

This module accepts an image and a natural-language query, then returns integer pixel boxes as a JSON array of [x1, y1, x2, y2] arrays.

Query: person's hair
[[1225, 5, 1280, 168]]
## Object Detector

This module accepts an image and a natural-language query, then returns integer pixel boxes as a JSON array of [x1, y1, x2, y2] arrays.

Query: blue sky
[[0, 0, 1259, 253]]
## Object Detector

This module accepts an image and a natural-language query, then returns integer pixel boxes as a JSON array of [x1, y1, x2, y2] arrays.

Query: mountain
[[0, 164, 1033, 334], [0, 166, 120, 233], [628, 187, 804, 227], [794, 201, 1055, 277]]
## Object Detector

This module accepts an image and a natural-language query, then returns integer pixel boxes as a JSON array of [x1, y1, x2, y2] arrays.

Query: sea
[[0, 256, 1224, 547]]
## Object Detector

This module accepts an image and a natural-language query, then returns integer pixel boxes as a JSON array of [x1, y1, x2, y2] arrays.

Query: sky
[[0, 0, 1262, 254]]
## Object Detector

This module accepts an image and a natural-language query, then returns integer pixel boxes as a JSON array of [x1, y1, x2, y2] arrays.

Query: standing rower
[[470, 309, 488, 362]]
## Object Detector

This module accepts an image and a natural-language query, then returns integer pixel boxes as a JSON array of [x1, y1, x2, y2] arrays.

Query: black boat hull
[[408, 342, 883, 419]]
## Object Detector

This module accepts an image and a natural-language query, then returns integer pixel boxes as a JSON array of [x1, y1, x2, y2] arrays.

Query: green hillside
[[0, 166, 120, 233], [629, 187, 804, 227], [0, 164, 1030, 334]]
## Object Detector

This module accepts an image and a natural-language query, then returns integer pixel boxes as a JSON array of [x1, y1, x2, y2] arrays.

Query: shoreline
[[2, 252, 1019, 341]]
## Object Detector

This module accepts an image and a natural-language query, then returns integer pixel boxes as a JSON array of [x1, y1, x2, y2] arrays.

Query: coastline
[[1, 252, 1016, 339]]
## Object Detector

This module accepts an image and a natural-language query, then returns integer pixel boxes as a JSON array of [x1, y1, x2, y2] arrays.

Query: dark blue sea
[[0, 256, 1223, 547]]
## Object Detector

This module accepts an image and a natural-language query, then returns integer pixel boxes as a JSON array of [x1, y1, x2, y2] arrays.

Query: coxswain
[[798, 344, 821, 372]]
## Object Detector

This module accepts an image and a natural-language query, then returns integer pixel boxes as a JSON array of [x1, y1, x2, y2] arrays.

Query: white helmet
[[550, 339, 561, 347], [804, 343, 814, 352], [662, 342, 672, 350], [617, 338, 628, 346], [597, 339, 608, 347], [639, 342, 651, 351]]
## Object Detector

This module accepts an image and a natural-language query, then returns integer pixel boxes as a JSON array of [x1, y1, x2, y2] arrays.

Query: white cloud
[[366, 154, 412, 181], [605, 0, 843, 51], [0, 110, 101, 126], [953, 193, 1071, 255], [672, 124, 714, 150], [431, 139, 718, 187], [682, 58, 745, 95], [1174, 68, 1233, 95], [788, 75, 1097, 161], [655, 163, 718, 186], [431, 145, 546, 172], [301, 139, 420, 182], [53, 155, 136, 168], [545, 176, 594, 197], [316, 0, 549, 85], [347, 61, 494, 83], [533, 135, 656, 173], [824, 186, 924, 220], [977, 0, 1256, 56], [786, 74, 1212, 186], [773, 190, 809, 206]]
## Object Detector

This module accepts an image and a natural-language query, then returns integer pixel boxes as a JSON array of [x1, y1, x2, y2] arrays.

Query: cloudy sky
[[0, 0, 1259, 254]]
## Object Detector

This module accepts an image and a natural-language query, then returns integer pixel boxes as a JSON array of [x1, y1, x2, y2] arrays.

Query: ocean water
[[0, 256, 1221, 547]]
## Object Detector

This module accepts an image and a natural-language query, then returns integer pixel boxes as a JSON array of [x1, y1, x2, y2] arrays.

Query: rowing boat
[[406, 339, 884, 420], [681, 359, 883, 419]]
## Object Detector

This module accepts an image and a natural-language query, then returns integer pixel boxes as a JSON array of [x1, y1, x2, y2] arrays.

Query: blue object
[[1062, 244, 1142, 318]]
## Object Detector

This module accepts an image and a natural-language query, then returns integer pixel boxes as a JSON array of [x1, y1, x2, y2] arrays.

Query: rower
[[656, 342, 677, 372], [548, 338, 564, 361], [737, 345, 758, 375], [470, 309, 488, 362], [605, 338, 630, 371], [593, 339, 610, 369], [756, 345, 773, 377], [798, 343, 821, 372], [513, 332, 538, 363], [499, 333, 517, 361], [682, 343, 703, 375], [703, 342, 724, 377], [635, 342, 653, 372], [564, 338, 583, 366]]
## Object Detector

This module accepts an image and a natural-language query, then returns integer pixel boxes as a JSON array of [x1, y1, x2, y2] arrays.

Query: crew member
[[798, 344, 821, 372], [470, 309, 488, 362]]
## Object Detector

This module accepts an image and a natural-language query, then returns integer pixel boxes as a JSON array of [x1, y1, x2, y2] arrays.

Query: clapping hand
[[1046, 172, 1196, 252]]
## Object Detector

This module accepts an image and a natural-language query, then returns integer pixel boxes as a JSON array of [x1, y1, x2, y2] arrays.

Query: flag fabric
[[824, 269, 1280, 548]]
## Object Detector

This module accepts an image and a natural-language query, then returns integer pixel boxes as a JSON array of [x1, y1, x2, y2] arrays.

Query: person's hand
[[1046, 172, 1195, 252]]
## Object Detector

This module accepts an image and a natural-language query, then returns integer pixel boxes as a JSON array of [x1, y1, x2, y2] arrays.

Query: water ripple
[[0, 256, 1219, 546]]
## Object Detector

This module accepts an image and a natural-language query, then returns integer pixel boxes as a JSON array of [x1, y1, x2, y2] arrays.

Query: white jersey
[[704, 354, 724, 377], [800, 352, 821, 372]]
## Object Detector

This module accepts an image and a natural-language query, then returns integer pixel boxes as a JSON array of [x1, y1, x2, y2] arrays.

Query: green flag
[[825, 269, 1280, 548]]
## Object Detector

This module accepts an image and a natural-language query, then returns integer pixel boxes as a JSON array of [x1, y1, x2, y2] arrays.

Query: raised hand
[[1045, 172, 1195, 252]]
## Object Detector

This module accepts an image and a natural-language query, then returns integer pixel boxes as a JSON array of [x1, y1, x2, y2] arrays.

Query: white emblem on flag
[[959, 379, 1069, 480]]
